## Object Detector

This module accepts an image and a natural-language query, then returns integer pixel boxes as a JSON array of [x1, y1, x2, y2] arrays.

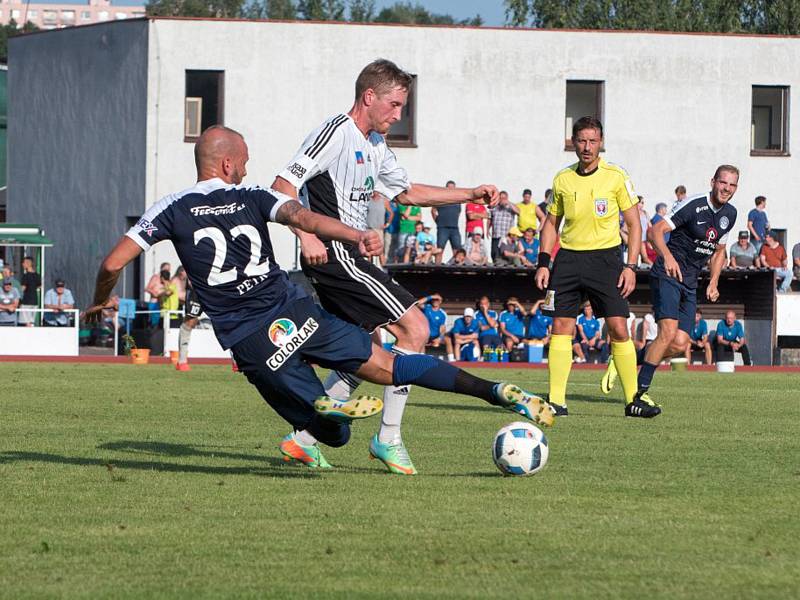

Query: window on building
[[28, 9, 38, 19], [386, 74, 416, 147], [185, 70, 224, 142], [565, 80, 604, 150], [751, 85, 790, 156], [10, 9, 19, 19], [98, 11, 108, 20], [42, 9, 57, 25], [115, 12, 127, 20], [61, 10, 75, 21], [81, 11, 91, 20]]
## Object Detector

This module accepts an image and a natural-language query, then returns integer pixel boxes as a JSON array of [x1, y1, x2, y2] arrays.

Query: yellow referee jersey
[[548, 158, 639, 251]]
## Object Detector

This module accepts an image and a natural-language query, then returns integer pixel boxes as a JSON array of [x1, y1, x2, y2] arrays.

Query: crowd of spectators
[[418, 292, 753, 366]]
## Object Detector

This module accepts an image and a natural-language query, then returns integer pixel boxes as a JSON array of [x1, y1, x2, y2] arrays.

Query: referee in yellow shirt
[[535, 116, 660, 418]]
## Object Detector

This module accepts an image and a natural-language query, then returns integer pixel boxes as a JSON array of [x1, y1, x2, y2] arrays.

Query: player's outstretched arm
[[85, 237, 143, 324], [397, 183, 500, 208], [275, 200, 383, 257]]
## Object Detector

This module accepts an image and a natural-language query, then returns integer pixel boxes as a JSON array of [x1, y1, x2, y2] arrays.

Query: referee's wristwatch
[[623, 263, 637, 272]]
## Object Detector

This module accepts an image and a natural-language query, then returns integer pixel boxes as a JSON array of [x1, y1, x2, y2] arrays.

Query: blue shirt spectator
[[716, 318, 744, 342], [43, 281, 75, 326], [577, 313, 601, 340], [520, 236, 539, 264], [417, 229, 435, 247], [451, 315, 480, 336], [690, 318, 708, 342], [475, 307, 499, 339], [499, 308, 526, 338], [527, 308, 552, 340], [421, 299, 447, 341], [747, 204, 768, 243]]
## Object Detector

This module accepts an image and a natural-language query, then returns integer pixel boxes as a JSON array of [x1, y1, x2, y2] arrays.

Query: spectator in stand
[[747, 196, 769, 252], [489, 190, 518, 262], [729, 231, 761, 269], [685, 309, 712, 365], [158, 269, 180, 327], [496, 227, 529, 267], [447, 247, 470, 267], [673, 185, 687, 210], [526, 299, 552, 346], [0, 278, 20, 326], [575, 303, 608, 363], [466, 228, 489, 266], [520, 227, 540, 266], [465, 199, 488, 241], [367, 191, 392, 266], [475, 295, 501, 351], [398, 203, 422, 249], [715, 309, 752, 365], [499, 297, 527, 351], [19, 256, 41, 327], [760, 231, 793, 292], [384, 198, 401, 264], [416, 294, 447, 350], [433, 180, 462, 255], [399, 226, 418, 264], [793, 240, 800, 281], [414, 224, 443, 265], [537, 189, 552, 223], [637, 197, 653, 265], [43, 279, 75, 327], [445, 307, 480, 362], [651, 202, 670, 242], [517, 189, 546, 237], [146, 262, 171, 325], [2, 265, 21, 295]]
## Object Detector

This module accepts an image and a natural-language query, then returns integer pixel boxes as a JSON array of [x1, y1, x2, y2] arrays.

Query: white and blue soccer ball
[[492, 422, 549, 476]]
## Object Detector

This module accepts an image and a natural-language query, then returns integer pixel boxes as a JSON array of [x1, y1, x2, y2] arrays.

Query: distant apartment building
[[0, 0, 144, 29]]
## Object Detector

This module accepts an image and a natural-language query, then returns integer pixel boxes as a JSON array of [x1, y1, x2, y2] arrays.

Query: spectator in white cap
[[445, 306, 481, 362], [466, 227, 488, 266]]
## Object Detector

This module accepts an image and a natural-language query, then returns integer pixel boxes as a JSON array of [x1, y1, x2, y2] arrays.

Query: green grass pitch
[[1, 363, 798, 599]]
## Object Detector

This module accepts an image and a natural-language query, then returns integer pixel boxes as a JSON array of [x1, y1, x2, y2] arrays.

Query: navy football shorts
[[230, 296, 372, 447], [650, 273, 696, 334]]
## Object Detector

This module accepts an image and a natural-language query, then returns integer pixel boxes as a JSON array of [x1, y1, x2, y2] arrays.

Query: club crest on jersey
[[594, 198, 608, 217], [136, 218, 158, 237], [267, 317, 319, 371], [719, 216, 730, 230], [355, 151, 365, 164], [705, 227, 719, 242]]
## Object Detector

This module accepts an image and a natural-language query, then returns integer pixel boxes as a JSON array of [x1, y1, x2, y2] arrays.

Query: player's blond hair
[[713, 164, 739, 180], [355, 59, 413, 100]]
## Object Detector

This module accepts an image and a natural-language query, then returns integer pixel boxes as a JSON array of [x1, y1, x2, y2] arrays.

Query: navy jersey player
[[86, 126, 554, 470], [272, 59, 501, 474], [604, 165, 739, 412]]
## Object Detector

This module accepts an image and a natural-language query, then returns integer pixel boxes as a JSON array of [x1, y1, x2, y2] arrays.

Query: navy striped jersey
[[278, 114, 411, 233], [650, 193, 737, 288], [126, 178, 306, 349]]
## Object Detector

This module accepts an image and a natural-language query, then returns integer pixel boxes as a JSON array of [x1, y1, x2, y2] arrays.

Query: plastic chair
[[118, 299, 137, 335]]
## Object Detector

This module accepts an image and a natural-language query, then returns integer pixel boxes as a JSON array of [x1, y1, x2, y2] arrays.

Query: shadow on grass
[[408, 401, 495, 414], [0, 450, 320, 479], [97, 440, 269, 463]]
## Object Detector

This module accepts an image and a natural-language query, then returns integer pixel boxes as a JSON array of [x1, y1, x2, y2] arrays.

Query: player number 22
[[194, 225, 270, 286]]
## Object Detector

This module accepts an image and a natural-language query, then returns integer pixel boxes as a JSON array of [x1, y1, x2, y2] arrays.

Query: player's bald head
[[194, 125, 246, 171]]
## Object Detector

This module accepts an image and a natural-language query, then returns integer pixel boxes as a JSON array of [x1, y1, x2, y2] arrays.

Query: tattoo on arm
[[275, 200, 306, 227]]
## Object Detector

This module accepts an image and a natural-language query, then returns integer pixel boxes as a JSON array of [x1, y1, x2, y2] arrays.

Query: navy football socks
[[392, 354, 498, 404]]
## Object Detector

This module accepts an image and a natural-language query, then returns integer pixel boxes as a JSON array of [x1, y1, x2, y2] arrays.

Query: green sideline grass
[[1, 363, 798, 599]]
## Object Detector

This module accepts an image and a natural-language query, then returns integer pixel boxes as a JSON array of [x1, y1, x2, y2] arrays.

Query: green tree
[[241, 0, 297, 19], [146, 0, 246, 18], [0, 20, 40, 64], [297, 0, 345, 20], [348, 0, 375, 22], [375, 1, 482, 25]]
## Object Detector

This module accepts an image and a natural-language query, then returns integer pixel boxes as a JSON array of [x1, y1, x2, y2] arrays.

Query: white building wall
[[144, 19, 800, 272]]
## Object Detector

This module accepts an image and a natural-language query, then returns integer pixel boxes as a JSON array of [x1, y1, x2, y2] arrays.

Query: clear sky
[[29, 1, 508, 26]]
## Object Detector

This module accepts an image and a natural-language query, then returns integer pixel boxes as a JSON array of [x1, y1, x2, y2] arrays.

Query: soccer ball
[[492, 422, 549, 476]]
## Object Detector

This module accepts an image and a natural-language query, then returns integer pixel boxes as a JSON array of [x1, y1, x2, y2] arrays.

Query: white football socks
[[178, 322, 193, 364], [378, 346, 415, 443], [294, 429, 318, 446]]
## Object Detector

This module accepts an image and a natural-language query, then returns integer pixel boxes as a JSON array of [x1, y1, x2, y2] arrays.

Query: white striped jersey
[[126, 178, 307, 349], [278, 114, 411, 232]]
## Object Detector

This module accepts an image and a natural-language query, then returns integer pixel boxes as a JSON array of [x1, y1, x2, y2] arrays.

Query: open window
[[184, 70, 224, 142], [387, 75, 416, 148], [565, 81, 604, 150], [751, 85, 789, 156]]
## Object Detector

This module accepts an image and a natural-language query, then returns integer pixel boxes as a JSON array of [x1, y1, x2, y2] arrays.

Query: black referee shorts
[[301, 240, 417, 332], [542, 246, 630, 319]]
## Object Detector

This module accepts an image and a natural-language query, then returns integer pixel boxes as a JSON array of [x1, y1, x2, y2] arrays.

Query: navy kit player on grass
[[602, 165, 739, 412], [272, 59, 505, 474], [85, 126, 554, 470]]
